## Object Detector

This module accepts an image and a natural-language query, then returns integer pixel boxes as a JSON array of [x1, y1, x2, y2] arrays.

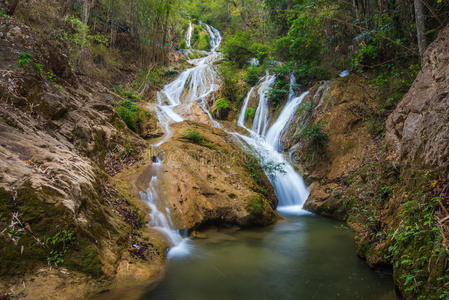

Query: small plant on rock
[[45, 230, 75, 266], [298, 122, 329, 154], [212, 98, 230, 119], [18, 52, 33, 68], [246, 107, 256, 119], [184, 130, 204, 144]]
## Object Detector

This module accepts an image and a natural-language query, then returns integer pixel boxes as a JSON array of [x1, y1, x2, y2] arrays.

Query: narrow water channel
[[141, 211, 395, 300]]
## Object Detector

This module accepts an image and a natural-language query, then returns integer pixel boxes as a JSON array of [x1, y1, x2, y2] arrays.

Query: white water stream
[[236, 74, 310, 213], [185, 21, 193, 48], [145, 23, 310, 258]]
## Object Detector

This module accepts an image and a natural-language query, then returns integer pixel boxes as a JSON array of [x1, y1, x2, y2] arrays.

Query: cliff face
[[386, 25, 449, 175], [285, 25, 449, 299]]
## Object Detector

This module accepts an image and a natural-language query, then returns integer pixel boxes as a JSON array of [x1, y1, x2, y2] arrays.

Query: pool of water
[[140, 211, 396, 300]]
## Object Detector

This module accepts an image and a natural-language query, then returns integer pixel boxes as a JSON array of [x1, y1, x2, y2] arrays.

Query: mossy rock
[[0, 185, 107, 278], [245, 195, 277, 226]]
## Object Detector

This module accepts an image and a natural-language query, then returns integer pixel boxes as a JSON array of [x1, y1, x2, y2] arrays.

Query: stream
[[134, 23, 396, 299]]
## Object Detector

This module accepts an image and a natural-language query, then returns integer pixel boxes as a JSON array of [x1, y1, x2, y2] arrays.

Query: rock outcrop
[[159, 121, 279, 229], [386, 25, 449, 176]]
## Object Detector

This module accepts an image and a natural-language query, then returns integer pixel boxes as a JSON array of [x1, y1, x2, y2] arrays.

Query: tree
[[78, 0, 91, 66], [414, 0, 427, 59]]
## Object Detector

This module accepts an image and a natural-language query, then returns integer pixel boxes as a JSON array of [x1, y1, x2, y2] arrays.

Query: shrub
[[179, 39, 187, 49], [213, 98, 230, 119], [222, 32, 253, 67], [18, 52, 33, 67], [192, 26, 200, 45], [269, 64, 290, 108], [245, 150, 286, 186], [195, 32, 211, 51], [245, 66, 262, 86], [298, 122, 329, 153], [294, 63, 331, 87], [184, 130, 204, 144], [45, 230, 75, 266], [246, 107, 256, 119], [250, 43, 271, 63], [116, 100, 144, 132], [219, 62, 246, 103], [113, 86, 142, 102]]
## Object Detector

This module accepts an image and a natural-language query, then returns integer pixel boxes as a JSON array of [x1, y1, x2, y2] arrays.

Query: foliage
[[293, 62, 330, 88], [64, 16, 89, 47], [212, 98, 230, 119], [192, 26, 200, 45], [113, 86, 142, 102], [18, 53, 33, 68], [194, 32, 211, 51], [116, 100, 145, 132], [245, 150, 286, 186], [213, 98, 230, 112], [184, 130, 204, 144], [298, 122, 329, 153], [222, 32, 254, 67], [45, 230, 75, 266], [386, 196, 448, 298], [180, 39, 187, 49], [219, 62, 246, 103], [245, 66, 262, 86], [246, 107, 256, 119], [269, 64, 290, 108], [250, 43, 271, 63]]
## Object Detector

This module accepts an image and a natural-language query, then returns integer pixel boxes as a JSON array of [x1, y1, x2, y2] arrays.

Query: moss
[[0, 184, 114, 279], [0, 186, 72, 277], [65, 241, 103, 278], [245, 195, 275, 226]]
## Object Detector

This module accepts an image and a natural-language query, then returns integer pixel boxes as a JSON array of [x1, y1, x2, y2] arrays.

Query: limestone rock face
[[159, 121, 279, 229], [282, 76, 378, 218], [386, 25, 449, 175]]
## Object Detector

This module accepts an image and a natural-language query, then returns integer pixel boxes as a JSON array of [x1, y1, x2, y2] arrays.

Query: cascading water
[[139, 158, 190, 258], [144, 23, 223, 258], [236, 74, 310, 212], [186, 21, 193, 48], [237, 86, 255, 130], [147, 22, 310, 260], [205, 24, 222, 52], [251, 74, 276, 136]]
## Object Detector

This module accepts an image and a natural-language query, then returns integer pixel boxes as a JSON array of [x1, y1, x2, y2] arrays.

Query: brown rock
[[386, 25, 449, 175], [159, 121, 279, 229]]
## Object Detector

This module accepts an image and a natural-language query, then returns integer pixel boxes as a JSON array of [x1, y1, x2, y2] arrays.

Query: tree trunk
[[414, 0, 427, 59], [78, 0, 90, 67]]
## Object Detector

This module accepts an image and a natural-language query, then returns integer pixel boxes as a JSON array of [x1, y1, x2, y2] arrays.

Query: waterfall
[[249, 58, 260, 66], [205, 24, 222, 52], [235, 73, 310, 212], [139, 158, 191, 258], [186, 21, 193, 48], [146, 24, 311, 261], [252, 74, 276, 136], [265, 92, 309, 151], [237, 86, 255, 130], [144, 24, 223, 258]]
